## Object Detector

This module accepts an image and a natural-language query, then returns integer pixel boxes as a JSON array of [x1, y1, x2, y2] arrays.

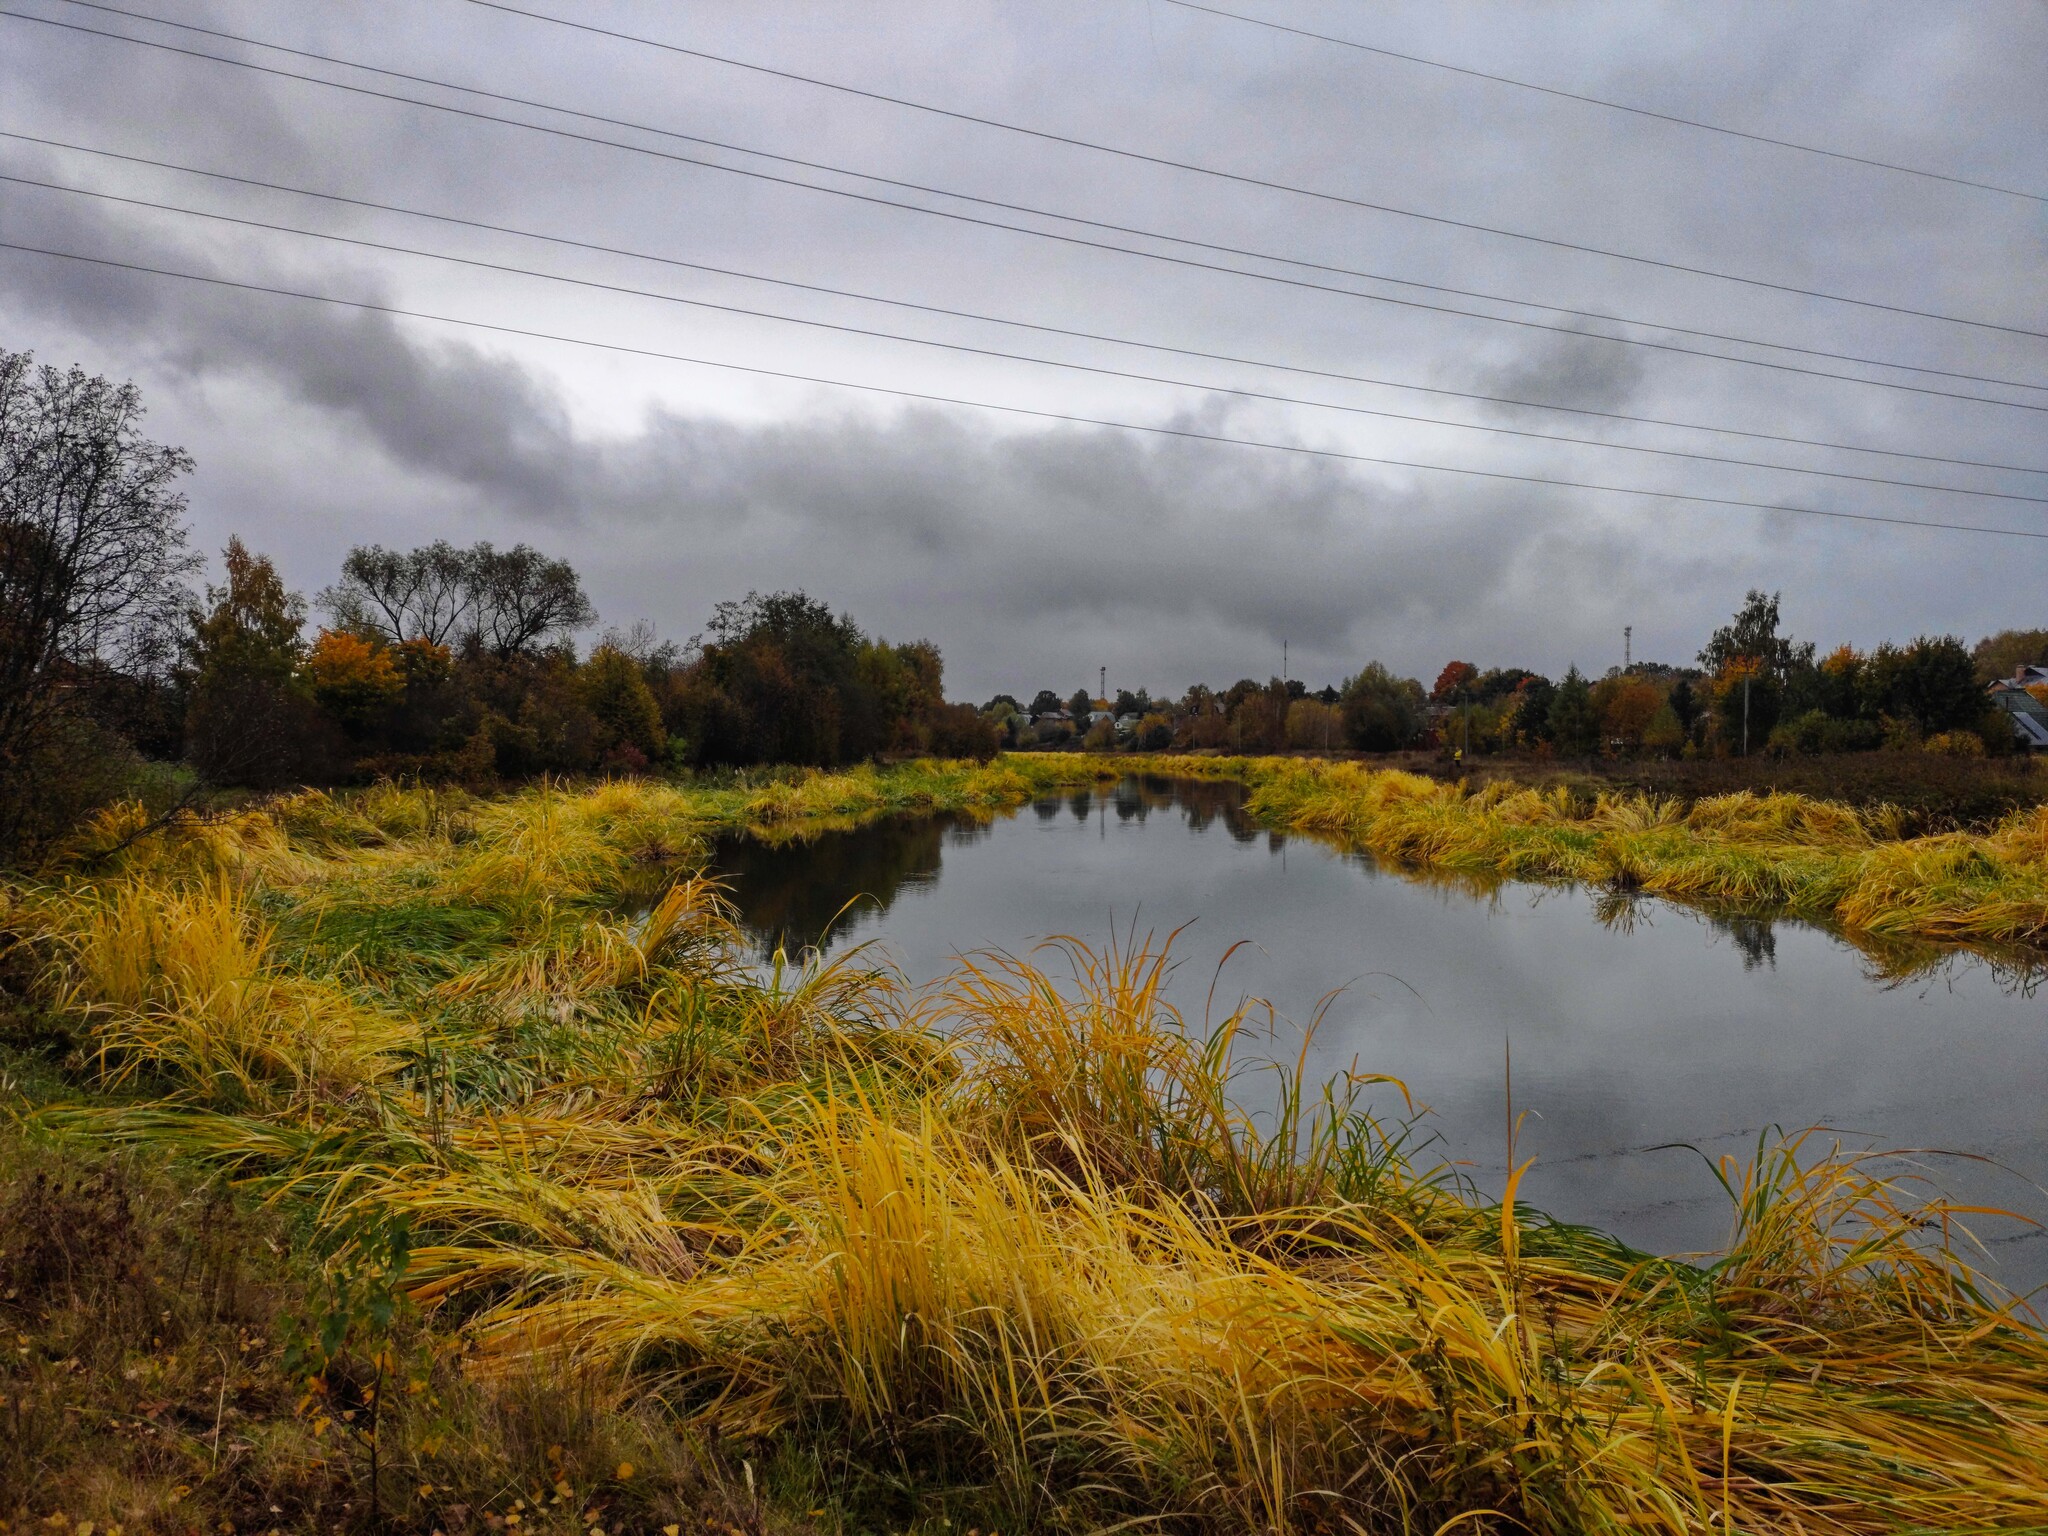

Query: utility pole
[[1742, 672, 1751, 756]]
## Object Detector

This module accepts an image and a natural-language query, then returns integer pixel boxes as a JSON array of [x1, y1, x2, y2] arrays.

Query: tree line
[[988, 590, 2023, 761], [0, 350, 993, 857], [2, 347, 2034, 859]]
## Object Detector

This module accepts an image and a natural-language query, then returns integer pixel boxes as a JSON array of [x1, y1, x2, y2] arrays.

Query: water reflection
[[715, 777, 2048, 993], [712, 812, 964, 959], [712, 777, 1264, 961], [706, 777, 2048, 1282]]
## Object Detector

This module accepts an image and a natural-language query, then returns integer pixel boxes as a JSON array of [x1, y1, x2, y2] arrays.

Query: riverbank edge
[[7, 778, 2047, 1534], [648, 753, 2048, 952]]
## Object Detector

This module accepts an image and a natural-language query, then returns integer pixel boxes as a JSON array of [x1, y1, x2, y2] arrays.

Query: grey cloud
[[1, 0, 2041, 699], [1472, 326, 1651, 418], [0, 177, 588, 514]]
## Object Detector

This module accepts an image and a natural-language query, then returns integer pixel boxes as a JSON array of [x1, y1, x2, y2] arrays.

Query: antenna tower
[[1624, 626, 1632, 669]]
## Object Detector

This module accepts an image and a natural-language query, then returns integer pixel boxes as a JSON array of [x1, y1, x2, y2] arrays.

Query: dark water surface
[[711, 777, 2047, 1286]]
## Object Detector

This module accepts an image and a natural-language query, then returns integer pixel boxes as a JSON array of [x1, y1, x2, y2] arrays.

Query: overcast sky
[[3, 0, 2044, 698]]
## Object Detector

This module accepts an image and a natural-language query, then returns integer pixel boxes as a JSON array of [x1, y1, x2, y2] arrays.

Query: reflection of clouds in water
[[707, 778, 2048, 1284]]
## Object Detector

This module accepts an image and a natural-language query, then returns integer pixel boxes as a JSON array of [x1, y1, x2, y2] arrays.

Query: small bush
[[0, 709, 193, 867], [926, 700, 1003, 762], [1767, 709, 1881, 757], [1925, 729, 1986, 757]]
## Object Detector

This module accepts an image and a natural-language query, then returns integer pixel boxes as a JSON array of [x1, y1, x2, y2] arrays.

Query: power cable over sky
[[0, 0, 2041, 690]]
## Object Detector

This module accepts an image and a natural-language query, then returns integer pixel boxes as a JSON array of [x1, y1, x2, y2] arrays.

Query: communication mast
[[1624, 626, 1632, 670], [1099, 665, 1106, 704]]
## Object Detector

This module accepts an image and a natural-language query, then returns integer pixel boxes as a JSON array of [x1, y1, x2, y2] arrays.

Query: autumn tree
[[185, 538, 321, 786], [322, 540, 593, 658], [320, 541, 473, 647], [1285, 697, 1340, 750], [1431, 660, 1479, 703], [860, 638, 944, 754], [1475, 667, 1537, 704], [1592, 675, 1664, 754], [579, 642, 665, 768], [1699, 589, 1814, 677], [469, 544, 596, 659], [1642, 703, 1685, 756], [670, 590, 961, 768], [1339, 663, 1424, 751], [926, 701, 1002, 761], [1232, 685, 1286, 752], [1971, 629, 2048, 685], [1547, 666, 1599, 757], [1816, 645, 1864, 719], [1861, 636, 1984, 738], [304, 628, 403, 736], [1505, 675, 1556, 746], [0, 350, 195, 848], [1667, 676, 1700, 740]]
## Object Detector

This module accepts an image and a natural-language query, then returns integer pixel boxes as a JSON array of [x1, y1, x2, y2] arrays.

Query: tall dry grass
[[1071, 753, 2048, 948], [7, 775, 2047, 1534]]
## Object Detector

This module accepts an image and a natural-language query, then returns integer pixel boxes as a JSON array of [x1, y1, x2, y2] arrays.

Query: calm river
[[711, 777, 2047, 1288]]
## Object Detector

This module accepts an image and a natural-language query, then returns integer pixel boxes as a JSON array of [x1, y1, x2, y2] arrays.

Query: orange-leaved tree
[[305, 628, 404, 736]]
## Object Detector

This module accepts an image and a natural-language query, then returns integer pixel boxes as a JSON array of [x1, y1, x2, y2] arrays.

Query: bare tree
[[320, 540, 473, 647], [0, 349, 193, 793], [598, 617, 680, 674], [322, 539, 592, 659], [468, 543, 594, 659]]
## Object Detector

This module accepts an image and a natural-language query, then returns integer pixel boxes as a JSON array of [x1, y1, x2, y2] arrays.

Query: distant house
[[1988, 680, 2048, 749], [1086, 710, 1115, 727], [1032, 710, 1077, 744], [1115, 713, 1141, 734]]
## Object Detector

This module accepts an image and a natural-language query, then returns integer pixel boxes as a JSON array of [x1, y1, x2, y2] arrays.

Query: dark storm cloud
[[1, 0, 2042, 695], [1473, 327, 1651, 418], [0, 180, 588, 514]]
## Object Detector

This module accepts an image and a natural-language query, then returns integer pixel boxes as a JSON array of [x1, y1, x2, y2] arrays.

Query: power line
[[9, 7, 2046, 413], [86, 20, 2048, 410], [1157, 0, 2048, 207], [16, 127, 2042, 477], [459, 0, 2048, 340], [43, 4, 2040, 398], [14, 169, 2044, 507], [4, 235, 2043, 542]]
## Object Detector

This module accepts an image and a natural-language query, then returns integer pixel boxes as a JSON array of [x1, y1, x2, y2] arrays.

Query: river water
[[710, 776, 2047, 1287]]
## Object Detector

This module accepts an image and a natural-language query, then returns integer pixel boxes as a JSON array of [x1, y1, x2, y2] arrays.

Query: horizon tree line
[[986, 590, 2015, 760], [1, 345, 2035, 858]]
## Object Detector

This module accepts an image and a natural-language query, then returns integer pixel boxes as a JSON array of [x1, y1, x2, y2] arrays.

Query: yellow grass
[[1048, 753, 2048, 948], [9, 774, 2048, 1534]]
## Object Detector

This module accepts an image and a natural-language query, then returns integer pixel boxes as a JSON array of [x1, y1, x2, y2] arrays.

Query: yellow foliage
[[11, 770, 2048, 1533], [29, 874, 405, 1103], [1924, 729, 1986, 757], [304, 627, 404, 726]]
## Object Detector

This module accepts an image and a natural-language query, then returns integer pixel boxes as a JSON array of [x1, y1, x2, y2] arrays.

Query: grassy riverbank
[[4, 775, 2046, 1533], [1001, 752, 2048, 950]]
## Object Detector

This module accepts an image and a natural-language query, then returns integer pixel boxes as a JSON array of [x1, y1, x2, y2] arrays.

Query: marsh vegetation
[[5, 765, 2047, 1533]]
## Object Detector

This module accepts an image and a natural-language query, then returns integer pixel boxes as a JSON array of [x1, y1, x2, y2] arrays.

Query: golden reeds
[[1163, 753, 2048, 948], [9, 774, 2048, 1534]]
